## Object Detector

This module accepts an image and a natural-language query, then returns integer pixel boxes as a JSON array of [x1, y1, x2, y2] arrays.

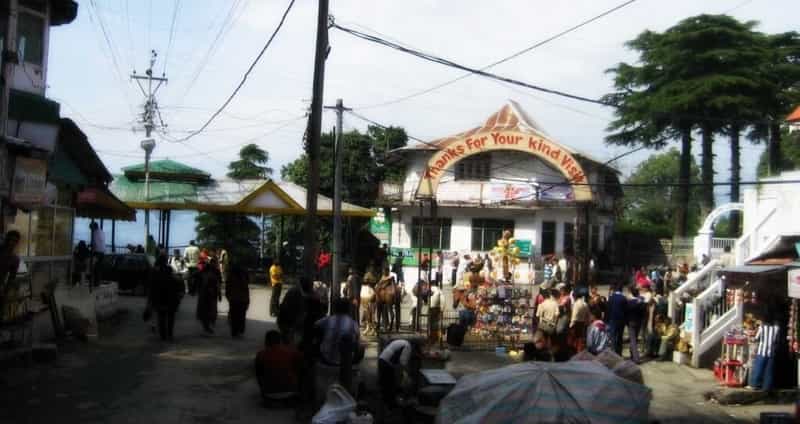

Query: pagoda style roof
[[122, 159, 211, 183]]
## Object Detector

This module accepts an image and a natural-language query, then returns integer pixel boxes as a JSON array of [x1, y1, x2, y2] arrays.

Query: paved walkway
[[0, 285, 793, 423]]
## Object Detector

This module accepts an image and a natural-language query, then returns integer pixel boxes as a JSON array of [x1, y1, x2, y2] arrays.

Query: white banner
[[788, 268, 800, 299]]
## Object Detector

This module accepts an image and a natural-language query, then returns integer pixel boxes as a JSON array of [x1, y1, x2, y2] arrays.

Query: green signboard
[[516, 239, 532, 257], [389, 247, 444, 268], [369, 208, 391, 244]]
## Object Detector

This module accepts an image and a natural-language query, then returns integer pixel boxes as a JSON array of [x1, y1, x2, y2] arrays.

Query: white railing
[[668, 259, 720, 321], [735, 207, 777, 266], [690, 279, 743, 367], [710, 238, 737, 251]]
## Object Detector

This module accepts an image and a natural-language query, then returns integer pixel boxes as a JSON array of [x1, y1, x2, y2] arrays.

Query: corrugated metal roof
[[109, 176, 374, 217]]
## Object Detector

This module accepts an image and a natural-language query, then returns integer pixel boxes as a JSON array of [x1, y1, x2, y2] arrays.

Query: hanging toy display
[[491, 230, 521, 283], [466, 229, 533, 348]]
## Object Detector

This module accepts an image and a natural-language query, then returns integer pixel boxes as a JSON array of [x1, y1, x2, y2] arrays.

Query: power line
[[168, 0, 297, 143], [87, 0, 135, 115], [176, 0, 244, 104], [352, 0, 638, 110], [163, 0, 182, 75], [332, 21, 608, 106]]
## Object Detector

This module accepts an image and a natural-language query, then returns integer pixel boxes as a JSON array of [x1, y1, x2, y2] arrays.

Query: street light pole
[[325, 98, 351, 307], [141, 138, 155, 250]]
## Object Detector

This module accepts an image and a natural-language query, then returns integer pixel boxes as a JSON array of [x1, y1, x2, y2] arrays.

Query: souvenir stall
[[712, 264, 795, 388], [458, 231, 535, 351]]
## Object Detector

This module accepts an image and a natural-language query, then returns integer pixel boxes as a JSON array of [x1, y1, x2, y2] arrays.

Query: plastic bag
[[311, 384, 356, 424]]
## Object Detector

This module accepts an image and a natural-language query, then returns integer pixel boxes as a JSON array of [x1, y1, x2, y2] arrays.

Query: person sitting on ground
[[314, 298, 364, 367], [658, 318, 680, 361], [255, 330, 303, 398], [378, 338, 421, 408], [586, 313, 611, 355]]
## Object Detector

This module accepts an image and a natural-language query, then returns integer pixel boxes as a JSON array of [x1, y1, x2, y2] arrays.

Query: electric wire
[[176, 0, 244, 104], [87, 1, 136, 115], [163, 0, 182, 75], [168, 0, 297, 143], [352, 0, 638, 111]]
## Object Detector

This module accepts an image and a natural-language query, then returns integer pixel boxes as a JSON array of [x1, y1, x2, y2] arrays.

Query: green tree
[[195, 145, 271, 266], [281, 125, 408, 206], [227, 144, 273, 179], [757, 129, 800, 177], [606, 15, 770, 236], [621, 149, 702, 238], [749, 32, 800, 174]]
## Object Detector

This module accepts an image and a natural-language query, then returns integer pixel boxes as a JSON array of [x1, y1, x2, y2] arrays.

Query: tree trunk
[[768, 121, 782, 176], [675, 128, 692, 238], [700, 125, 715, 219], [729, 125, 741, 236]]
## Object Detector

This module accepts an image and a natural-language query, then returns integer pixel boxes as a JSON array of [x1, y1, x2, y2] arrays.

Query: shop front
[[379, 101, 622, 287]]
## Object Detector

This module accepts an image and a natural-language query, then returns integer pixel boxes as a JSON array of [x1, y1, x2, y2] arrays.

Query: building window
[[541, 221, 556, 256], [591, 224, 601, 253], [411, 217, 451, 250], [455, 153, 491, 181], [471, 219, 514, 252], [17, 10, 45, 66], [563, 222, 574, 255]]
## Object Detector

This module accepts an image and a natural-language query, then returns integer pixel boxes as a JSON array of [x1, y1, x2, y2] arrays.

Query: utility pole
[[131, 50, 167, 248], [324, 99, 351, 307], [303, 0, 329, 284], [0, 0, 18, 217]]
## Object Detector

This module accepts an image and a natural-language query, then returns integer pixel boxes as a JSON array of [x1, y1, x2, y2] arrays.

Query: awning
[[8, 90, 61, 125], [48, 146, 88, 187], [50, 0, 79, 26], [76, 187, 136, 221]]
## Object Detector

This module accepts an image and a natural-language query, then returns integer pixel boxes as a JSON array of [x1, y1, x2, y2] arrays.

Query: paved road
[[1, 286, 296, 424], [0, 285, 793, 423]]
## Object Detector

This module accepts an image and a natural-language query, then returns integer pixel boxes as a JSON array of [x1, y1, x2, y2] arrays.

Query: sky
[[52, 0, 798, 247]]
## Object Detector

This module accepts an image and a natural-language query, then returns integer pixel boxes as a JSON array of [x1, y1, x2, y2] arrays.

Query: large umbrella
[[437, 361, 651, 424]]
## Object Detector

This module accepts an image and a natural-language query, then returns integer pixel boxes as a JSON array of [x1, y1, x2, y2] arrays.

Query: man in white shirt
[[315, 299, 362, 367], [89, 222, 105, 285], [428, 281, 443, 343], [184, 241, 201, 295], [378, 339, 419, 408]]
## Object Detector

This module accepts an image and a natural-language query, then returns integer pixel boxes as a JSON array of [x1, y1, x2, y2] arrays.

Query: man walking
[[626, 286, 645, 363], [184, 241, 200, 295], [89, 222, 105, 286], [607, 284, 628, 355], [269, 260, 283, 317]]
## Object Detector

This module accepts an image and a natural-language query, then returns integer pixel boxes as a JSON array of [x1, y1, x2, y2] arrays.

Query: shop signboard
[[683, 303, 694, 332], [788, 268, 800, 299], [369, 208, 391, 245], [11, 157, 47, 206], [389, 247, 444, 268], [516, 239, 532, 257]]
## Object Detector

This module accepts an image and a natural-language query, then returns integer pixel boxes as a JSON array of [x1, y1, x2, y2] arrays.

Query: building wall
[[741, 170, 800, 261]]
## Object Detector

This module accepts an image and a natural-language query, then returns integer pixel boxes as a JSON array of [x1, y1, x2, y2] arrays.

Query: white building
[[379, 102, 622, 285]]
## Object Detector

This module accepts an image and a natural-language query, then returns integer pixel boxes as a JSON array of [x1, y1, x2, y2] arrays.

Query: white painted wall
[[737, 170, 800, 264]]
